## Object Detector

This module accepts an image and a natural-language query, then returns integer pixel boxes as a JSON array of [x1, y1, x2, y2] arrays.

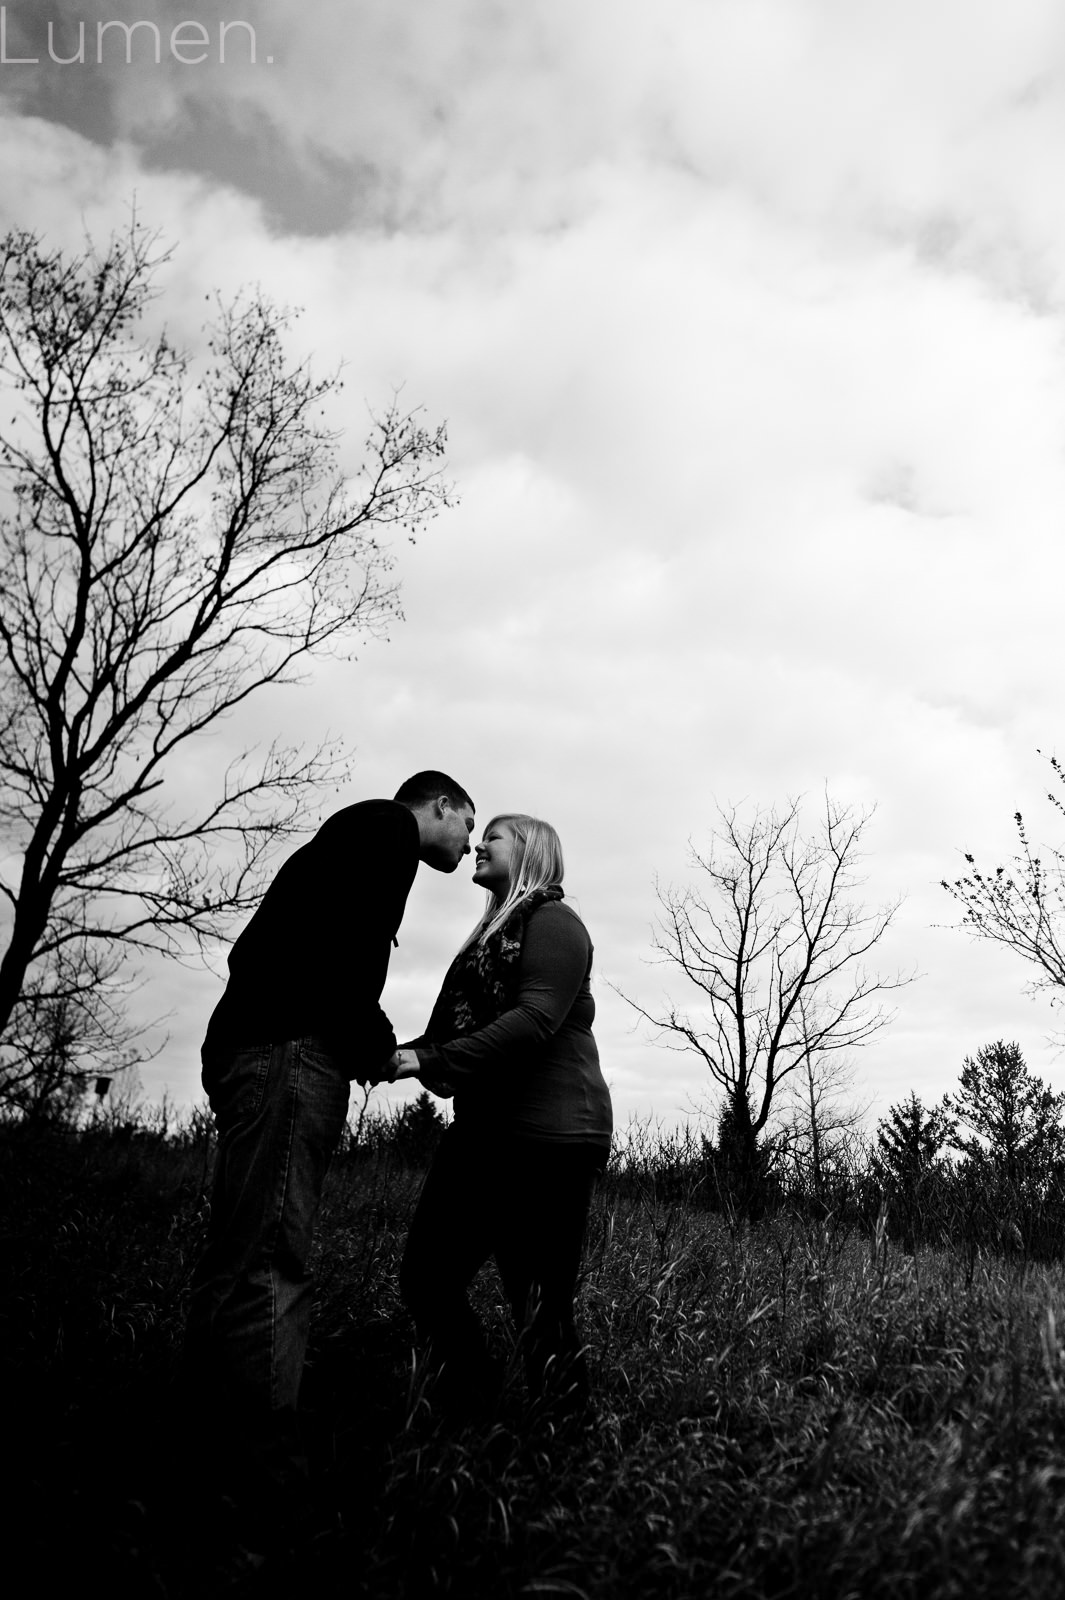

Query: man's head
[[394, 770, 476, 872]]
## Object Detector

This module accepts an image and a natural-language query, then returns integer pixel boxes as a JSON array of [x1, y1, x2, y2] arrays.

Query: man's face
[[419, 799, 475, 872]]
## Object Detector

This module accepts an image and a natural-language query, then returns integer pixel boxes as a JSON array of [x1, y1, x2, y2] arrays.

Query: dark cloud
[[0, 0, 118, 142], [138, 100, 370, 236], [0, 0, 369, 235]]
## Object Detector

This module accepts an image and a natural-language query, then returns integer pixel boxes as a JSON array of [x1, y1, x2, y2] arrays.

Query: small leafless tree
[[623, 796, 909, 1190], [0, 219, 451, 1112], [942, 750, 1065, 1005], [777, 1051, 869, 1202]]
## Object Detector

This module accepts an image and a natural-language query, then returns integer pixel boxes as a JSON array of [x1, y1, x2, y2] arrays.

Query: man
[[184, 770, 475, 1485]]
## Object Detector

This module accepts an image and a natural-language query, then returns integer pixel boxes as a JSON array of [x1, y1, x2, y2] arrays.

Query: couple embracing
[[185, 770, 613, 1483]]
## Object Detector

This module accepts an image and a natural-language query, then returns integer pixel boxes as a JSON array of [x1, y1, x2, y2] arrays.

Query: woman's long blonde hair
[[464, 813, 565, 947]]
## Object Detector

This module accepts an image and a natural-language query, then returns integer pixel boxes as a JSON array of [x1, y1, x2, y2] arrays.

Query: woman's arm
[[414, 903, 591, 1089]]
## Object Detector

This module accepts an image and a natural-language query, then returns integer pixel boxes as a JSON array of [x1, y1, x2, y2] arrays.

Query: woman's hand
[[360, 1050, 419, 1086], [390, 1047, 422, 1080]]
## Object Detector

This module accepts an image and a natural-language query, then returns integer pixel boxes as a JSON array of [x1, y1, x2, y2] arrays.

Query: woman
[[390, 813, 612, 1418]]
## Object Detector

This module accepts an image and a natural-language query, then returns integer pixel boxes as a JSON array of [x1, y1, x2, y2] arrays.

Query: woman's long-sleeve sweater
[[410, 900, 612, 1148]]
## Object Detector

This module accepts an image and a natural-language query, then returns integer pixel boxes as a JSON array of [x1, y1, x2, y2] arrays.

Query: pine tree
[[391, 1091, 447, 1165], [945, 1040, 1065, 1190], [872, 1091, 954, 1249], [874, 1091, 954, 1191]]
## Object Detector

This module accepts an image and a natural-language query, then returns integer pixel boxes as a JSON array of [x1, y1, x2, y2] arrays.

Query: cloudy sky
[[2, 0, 1065, 1134]]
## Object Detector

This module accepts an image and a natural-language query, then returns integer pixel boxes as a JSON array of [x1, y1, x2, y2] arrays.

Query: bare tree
[[2, 963, 147, 1125], [942, 750, 1065, 1003], [777, 1050, 869, 1201], [623, 796, 909, 1187], [0, 219, 451, 1110]]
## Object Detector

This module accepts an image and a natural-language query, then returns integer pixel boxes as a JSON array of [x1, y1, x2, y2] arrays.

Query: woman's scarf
[[426, 886, 564, 1042]]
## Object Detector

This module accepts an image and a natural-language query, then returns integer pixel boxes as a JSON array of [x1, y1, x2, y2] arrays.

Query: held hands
[[358, 1048, 447, 1091], [390, 1048, 422, 1081], [356, 1050, 414, 1089]]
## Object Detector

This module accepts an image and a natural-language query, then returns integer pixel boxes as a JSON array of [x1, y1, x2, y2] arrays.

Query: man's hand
[[357, 1051, 401, 1088]]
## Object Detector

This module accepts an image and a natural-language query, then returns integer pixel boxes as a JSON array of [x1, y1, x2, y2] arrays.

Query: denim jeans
[[400, 1123, 606, 1413], [185, 1037, 350, 1425]]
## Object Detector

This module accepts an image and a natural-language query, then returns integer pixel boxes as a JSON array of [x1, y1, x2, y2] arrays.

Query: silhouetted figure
[[386, 813, 612, 1422], [184, 771, 475, 1509]]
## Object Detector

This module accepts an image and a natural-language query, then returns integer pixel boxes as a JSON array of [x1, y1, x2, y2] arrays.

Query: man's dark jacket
[[202, 800, 420, 1074]]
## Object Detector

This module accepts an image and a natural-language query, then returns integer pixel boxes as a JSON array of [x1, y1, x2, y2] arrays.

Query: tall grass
[[5, 1107, 1065, 1597]]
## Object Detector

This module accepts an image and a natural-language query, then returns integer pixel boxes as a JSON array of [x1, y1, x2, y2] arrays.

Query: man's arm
[[332, 802, 420, 1078]]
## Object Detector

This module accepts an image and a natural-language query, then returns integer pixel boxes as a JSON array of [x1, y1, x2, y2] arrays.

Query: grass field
[[5, 1112, 1065, 1598]]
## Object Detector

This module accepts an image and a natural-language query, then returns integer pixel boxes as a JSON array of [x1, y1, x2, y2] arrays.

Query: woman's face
[[472, 821, 519, 897]]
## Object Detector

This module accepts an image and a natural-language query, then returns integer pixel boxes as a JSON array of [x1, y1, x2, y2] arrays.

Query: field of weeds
[[5, 1115, 1065, 1598]]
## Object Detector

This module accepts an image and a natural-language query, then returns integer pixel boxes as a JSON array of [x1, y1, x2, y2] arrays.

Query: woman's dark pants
[[400, 1123, 605, 1414]]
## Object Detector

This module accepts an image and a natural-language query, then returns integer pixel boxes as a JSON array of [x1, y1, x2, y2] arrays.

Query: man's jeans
[[185, 1037, 350, 1423]]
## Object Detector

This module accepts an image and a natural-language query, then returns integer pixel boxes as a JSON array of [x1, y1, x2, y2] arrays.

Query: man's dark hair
[[394, 770, 475, 813]]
